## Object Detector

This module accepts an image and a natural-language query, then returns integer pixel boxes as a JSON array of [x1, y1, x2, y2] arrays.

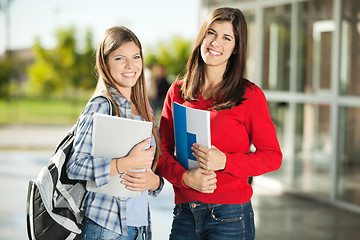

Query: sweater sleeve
[[223, 87, 282, 178], [156, 82, 188, 188]]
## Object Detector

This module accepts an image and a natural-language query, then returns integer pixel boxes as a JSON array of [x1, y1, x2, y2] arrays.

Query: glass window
[[265, 101, 288, 180], [294, 103, 331, 197], [244, 10, 257, 83], [338, 106, 360, 205], [262, 4, 291, 91], [340, 0, 360, 96], [297, 0, 333, 93]]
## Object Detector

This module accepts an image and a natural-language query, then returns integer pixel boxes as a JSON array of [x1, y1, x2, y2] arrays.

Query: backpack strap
[[70, 95, 116, 136], [91, 95, 117, 117], [62, 95, 116, 145], [56, 182, 83, 224]]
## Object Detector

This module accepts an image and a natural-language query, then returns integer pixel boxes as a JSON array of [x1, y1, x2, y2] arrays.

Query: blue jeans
[[170, 201, 255, 240], [80, 217, 145, 240]]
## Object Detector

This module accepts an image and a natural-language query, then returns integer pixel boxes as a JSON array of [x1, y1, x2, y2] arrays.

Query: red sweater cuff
[[180, 170, 191, 188]]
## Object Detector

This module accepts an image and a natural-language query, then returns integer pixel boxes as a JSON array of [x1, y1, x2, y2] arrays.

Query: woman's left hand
[[192, 143, 227, 171], [120, 168, 160, 192]]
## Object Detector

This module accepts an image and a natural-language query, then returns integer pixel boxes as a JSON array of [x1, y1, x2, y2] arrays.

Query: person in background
[[67, 26, 163, 240], [150, 64, 171, 114], [154, 64, 171, 107], [156, 7, 282, 240]]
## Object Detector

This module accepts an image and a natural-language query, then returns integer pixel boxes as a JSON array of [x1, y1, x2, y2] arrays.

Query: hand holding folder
[[114, 138, 154, 173], [173, 102, 211, 170], [86, 112, 153, 197]]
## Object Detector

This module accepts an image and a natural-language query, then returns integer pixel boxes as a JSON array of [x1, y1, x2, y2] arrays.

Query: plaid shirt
[[67, 87, 163, 239]]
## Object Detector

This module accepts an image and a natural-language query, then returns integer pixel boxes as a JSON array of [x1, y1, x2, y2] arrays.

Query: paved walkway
[[252, 182, 360, 239], [0, 124, 71, 149], [1, 125, 360, 239]]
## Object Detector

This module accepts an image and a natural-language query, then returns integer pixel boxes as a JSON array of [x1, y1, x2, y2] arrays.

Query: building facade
[[200, 0, 360, 213]]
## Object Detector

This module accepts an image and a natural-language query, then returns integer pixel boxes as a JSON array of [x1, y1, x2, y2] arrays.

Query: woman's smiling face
[[200, 21, 235, 69], [108, 41, 142, 95]]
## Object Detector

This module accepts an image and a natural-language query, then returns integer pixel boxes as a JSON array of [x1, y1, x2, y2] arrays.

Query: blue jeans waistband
[[178, 201, 251, 210]]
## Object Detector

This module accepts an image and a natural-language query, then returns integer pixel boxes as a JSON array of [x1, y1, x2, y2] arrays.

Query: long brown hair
[[93, 26, 160, 170], [181, 7, 251, 110]]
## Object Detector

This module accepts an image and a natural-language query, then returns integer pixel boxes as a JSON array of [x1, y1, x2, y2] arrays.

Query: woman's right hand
[[127, 138, 155, 169], [113, 138, 155, 174], [182, 168, 217, 193]]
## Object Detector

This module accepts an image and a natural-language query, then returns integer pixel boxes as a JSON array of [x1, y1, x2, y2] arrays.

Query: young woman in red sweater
[[156, 7, 282, 240]]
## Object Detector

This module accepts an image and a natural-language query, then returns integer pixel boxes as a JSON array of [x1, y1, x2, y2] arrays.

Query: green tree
[[0, 57, 15, 98], [145, 36, 193, 82], [27, 26, 96, 97], [28, 38, 60, 96], [55, 27, 79, 91], [77, 28, 97, 90], [0, 53, 30, 99]]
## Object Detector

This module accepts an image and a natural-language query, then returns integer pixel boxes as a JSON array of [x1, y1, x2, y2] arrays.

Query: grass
[[0, 97, 90, 125]]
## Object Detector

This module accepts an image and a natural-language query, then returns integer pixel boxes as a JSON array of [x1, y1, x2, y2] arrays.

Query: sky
[[0, 0, 201, 54]]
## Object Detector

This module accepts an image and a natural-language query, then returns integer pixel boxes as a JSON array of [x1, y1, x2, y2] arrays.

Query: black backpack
[[26, 96, 115, 240]]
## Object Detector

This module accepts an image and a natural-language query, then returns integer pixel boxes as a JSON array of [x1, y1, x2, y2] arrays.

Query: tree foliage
[[27, 26, 96, 97], [145, 36, 193, 82], [0, 57, 15, 98], [27, 28, 192, 97], [78, 28, 97, 89]]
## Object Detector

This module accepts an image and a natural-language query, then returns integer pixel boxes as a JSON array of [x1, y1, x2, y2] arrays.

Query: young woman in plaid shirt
[[67, 26, 163, 240]]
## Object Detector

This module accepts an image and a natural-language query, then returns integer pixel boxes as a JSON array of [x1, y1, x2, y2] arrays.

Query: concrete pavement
[[1, 125, 360, 239], [0, 124, 72, 150]]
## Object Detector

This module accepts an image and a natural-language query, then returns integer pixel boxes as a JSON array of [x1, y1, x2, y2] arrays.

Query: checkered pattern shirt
[[66, 87, 162, 238]]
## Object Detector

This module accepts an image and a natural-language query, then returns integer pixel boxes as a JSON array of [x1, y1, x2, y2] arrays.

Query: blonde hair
[[94, 26, 160, 170]]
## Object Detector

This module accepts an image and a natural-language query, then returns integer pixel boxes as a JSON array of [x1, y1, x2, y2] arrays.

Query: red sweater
[[156, 80, 282, 204]]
